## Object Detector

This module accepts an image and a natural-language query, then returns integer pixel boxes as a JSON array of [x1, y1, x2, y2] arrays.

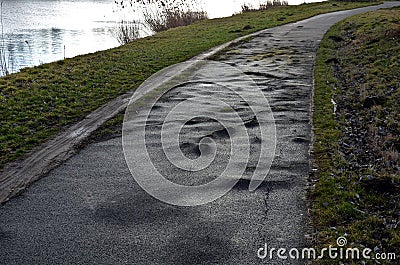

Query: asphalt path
[[1, 3, 399, 264]]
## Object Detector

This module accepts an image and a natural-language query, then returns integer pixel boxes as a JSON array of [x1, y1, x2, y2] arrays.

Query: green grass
[[312, 7, 399, 264], [0, 1, 379, 170]]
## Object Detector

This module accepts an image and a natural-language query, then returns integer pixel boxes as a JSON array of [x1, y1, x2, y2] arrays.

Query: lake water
[[1, 0, 120, 74], [1, 0, 323, 74]]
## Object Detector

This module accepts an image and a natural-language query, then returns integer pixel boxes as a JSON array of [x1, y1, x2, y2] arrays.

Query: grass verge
[[0, 1, 379, 170], [311, 7, 400, 264]]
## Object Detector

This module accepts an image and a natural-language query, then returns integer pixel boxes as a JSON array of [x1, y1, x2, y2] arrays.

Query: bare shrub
[[115, 20, 142, 45], [241, 3, 255, 13], [115, 0, 208, 35], [242, 0, 289, 13], [144, 7, 207, 33], [273, 0, 288, 6], [259, 1, 274, 10]]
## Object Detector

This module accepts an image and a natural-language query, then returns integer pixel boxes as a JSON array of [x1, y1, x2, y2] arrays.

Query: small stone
[[366, 175, 374, 181]]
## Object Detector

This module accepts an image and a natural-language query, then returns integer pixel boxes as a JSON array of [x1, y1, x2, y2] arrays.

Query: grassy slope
[[312, 7, 399, 264], [0, 1, 378, 170]]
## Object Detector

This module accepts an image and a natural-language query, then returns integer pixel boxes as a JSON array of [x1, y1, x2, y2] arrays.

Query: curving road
[[1, 3, 399, 264]]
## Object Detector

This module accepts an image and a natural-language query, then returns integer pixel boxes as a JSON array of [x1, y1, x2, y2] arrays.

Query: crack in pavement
[[1, 3, 399, 264]]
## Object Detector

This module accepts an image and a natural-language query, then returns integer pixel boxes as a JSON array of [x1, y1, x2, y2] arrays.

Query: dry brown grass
[[241, 0, 288, 13], [144, 7, 208, 33]]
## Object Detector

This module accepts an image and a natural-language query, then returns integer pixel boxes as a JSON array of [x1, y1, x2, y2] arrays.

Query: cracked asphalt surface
[[1, 3, 399, 264]]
